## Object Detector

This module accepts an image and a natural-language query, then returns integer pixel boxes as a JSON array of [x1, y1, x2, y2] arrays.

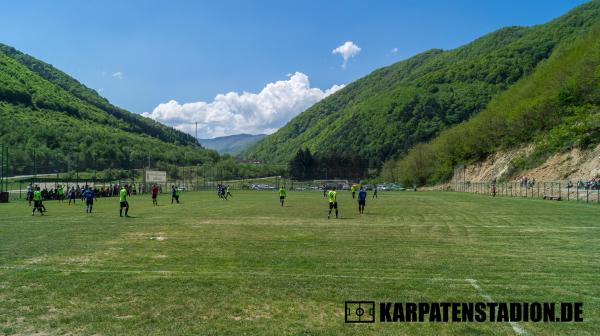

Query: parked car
[[388, 183, 405, 191], [250, 184, 275, 190]]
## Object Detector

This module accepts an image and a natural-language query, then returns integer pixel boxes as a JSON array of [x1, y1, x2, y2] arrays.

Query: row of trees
[[288, 149, 368, 180]]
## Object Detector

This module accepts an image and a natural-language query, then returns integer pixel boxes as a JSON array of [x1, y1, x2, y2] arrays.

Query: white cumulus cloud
[[112, 71, 123, 80], [332, 41, 361, 69], [143, 72, 344, 139]]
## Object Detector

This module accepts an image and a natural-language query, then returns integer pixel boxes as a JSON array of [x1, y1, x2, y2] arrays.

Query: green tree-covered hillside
[[244, 1, 600, 168], [0, 44, 218, 174], [389, 22, 600, 185]]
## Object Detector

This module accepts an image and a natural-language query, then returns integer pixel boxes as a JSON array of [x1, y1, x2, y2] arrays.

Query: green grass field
[[0, 191, 598, 335]]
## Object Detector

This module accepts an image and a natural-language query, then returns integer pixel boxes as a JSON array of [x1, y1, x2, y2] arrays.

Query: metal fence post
[[586, 188, 589, 203]]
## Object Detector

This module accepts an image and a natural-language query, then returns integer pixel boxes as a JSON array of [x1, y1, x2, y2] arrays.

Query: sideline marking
[[0, 264, 466, 282], [466, 278, 528, 336]]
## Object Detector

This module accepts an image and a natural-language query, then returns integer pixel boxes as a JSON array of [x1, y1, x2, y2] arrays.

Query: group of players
[[217, 184, 233, 200], [30, 182, 189, 217], [278, 184, 372, 219], [30, 182, 375, 219], [29, 183, 129, 216]]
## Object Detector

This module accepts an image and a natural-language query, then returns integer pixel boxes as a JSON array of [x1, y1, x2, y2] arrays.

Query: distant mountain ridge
[[199, 134, 266, 155]]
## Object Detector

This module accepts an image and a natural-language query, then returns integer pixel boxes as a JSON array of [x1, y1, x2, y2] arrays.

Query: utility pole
[[0, 144, 3, 194], [195, 122, 198, 142], [33, 148, 36, 183]]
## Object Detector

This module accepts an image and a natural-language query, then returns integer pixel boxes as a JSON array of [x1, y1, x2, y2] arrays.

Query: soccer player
[[171, 185, 180, 204], [373, 186, 378, 199], [278, 186, 286, 206], [84, 186, 94, 213], [151, 184, 159, 206], [31, 186, 44, 216], [26, 184, 33, 206], [119, 185, 129, 217], [38, 185, 47, 212], [68, 186, 77, 204], [357, 186, 367, 214], [57, 185, 65, 203], [327, 187, 338, 219], [351, 184, 357, 199], [225, 186, 232, 199]]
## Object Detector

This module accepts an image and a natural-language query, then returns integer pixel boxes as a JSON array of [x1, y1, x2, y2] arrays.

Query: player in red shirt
[[151, 184, 159, 206]]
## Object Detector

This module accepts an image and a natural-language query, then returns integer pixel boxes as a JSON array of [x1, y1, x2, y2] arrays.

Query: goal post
[[144, 170, 167, 191]]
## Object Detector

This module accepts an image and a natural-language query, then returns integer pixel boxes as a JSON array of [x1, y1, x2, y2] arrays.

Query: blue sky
[[0, 0, 589, 137]]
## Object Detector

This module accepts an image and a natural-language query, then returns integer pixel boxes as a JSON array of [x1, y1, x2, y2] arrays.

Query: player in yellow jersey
[[119, 185, 130, 217], [327, 187, 338, 219], [32, 186, 44, 216], [278, 187, 286, 206]]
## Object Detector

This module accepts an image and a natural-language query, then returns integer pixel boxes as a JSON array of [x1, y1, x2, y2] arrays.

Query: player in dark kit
[[327, 187, 338, 219], [357, 186, 367, 214], [171, 185, 180, 204], [151, 184, 159, 206], [68, 186, 77, 204], [84, 186, 94, 213], [26, 184, 33, 206]]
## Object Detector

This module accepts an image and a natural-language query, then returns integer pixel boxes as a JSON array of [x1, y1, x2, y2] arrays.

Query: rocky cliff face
[[451, 144, 600, 183]]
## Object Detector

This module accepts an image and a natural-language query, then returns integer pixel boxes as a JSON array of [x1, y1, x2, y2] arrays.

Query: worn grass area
[[0, 191, 598, 335]]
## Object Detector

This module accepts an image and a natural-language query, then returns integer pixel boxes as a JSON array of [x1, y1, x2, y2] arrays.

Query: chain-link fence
[[453, 181, 600, 204], [5, 174, 380, 202]]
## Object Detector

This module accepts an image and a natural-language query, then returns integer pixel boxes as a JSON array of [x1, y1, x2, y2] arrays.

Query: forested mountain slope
[[0, 44, 217, 174], [244, 1, 600, 168], [389, 22, 600, 185]]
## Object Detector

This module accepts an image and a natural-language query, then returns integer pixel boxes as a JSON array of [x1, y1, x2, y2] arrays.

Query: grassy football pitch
[[0, 191, 598, 335]]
